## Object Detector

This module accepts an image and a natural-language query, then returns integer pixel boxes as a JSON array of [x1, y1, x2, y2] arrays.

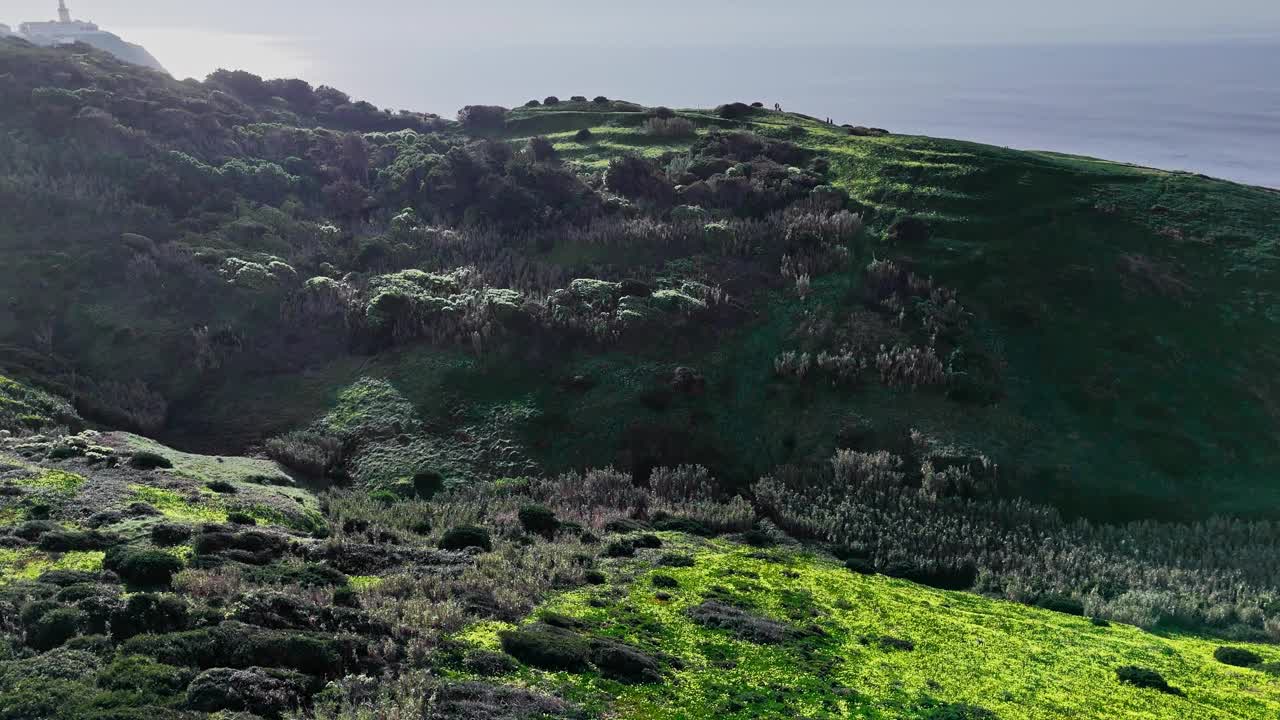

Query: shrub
[[687, 601, 793, 644], [463, 650, 520, 676], [643, 117, 696, 139], [207, 480, 237, 494], [524, 99, 541, 107], [499, 624, 591, 672], [632, 533, 663, 549], [98, 654, 192, 703], [519, 504, 560, 536], [715, 102, 754, 120], [604, 540, 635, 558], [657, 553, 695, 568], [111, 593, 190, 640], [1115, 665, 1181, 695], [186, 666, 307, 717], [38, 529, 119, 552], [106, 547, 185, 588], [151, 523, 193, 546], [590, 640, 663, 683], [129, 451, 173, 470], [886, 215, 931, 244], [651, 574, 679, 589], [583, 570, 607, 585], [264, 430, 343, 477], [593, 96, 609, 104], [543, 96, 561, 105], [26, 606, 86, 650], [227, 511, 257, 526], [39, 569, 99, 587], [1214, 646, 1263, 667], [574, 128, 594, 142], [527, 136, 558, 163], [438, 525, 493, 552], [457, 105, 508, 130]]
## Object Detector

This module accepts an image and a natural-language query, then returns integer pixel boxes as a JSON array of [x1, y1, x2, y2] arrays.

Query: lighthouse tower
[[58, 1, 72, 24]]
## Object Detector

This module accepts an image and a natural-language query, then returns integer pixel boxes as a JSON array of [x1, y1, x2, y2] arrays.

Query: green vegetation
[[1, 39, 1279, 719], [458, 541, 1280, 719]]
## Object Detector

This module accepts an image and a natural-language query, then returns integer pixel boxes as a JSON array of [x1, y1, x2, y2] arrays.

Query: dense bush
[[643, 117, 696, 139], [25, 605, 86, 650], [716, 102, 755, 120], [128, 451, 172, 470], [499, 624, 591, 672], [185, 666, 308, 717], [457, 105, 508, 130], [590, 639, 664, 683], [686, 601, 792, 644], [519, 504, 560, 536], [438, 525, 493, 552], [105, 547, 185, 588], [110, 593, 190, 640]]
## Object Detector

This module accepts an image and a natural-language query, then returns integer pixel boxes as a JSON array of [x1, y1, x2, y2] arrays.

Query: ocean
[[301, 41, 1279, 189]]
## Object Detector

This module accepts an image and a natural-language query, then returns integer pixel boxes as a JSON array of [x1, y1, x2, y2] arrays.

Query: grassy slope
[[459, 537, 1280, 720], [194, 106, 1280, 520]]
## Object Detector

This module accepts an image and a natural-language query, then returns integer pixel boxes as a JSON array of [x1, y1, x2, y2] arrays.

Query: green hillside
[[1, 40, 1279, 719]]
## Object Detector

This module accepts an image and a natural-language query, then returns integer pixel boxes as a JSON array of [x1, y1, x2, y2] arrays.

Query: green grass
[[0, 549, 104, 583], [464, 538, 1280, 719], [115, 432, 293, 486]]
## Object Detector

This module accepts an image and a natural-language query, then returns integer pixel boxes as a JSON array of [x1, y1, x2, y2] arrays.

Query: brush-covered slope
[[3, 41, 1280, 720], [1, 42, 1277, 524]]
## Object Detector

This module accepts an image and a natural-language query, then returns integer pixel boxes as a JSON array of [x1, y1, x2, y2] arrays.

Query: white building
[[19, 2, 100, 43], [9, 3, 166, 72]]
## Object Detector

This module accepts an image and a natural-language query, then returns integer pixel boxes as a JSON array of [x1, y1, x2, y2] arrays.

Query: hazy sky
[[7, 0, 1280, 85]]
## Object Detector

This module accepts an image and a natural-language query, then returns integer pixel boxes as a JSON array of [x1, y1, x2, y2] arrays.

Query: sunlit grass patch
[[129, 484, 227, 523], [465, 540, 1280, 720]]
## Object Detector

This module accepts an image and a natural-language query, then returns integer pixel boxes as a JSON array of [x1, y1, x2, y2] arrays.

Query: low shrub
[[129, 451, 173, 470], [499, 624, 591, 672], [604, 540, 635, 558], [185, 666, 308, 717], [574, 128, 593, 142], [632, 533, 663, 549], [106, 547, 185, 588], [1115, 665, 1181, 695], [207, 480, 237, 494], [715, 102, 755, 120], [643, 117, 696, 139], [227, 511, 257, 525], [519, 504, 560, 537], [463, 649, 520, 676], [110, 592, 190, 640], [651, 574, 679, 589], [438, 525, 492, 552], [686, 601, 792, 644], [590, 639, 663, 683], [151, 523, 193, 546], [658, 553, 695, 567], [543, 96, 561, 105], [1214, 646, 1263, 667], [38, 529, 119, 552], [457, 105, 508, 130], [26, 606, 86, 650]]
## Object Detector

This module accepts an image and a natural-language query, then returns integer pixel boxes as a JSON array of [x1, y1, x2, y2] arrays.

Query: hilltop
[[0, 41, 1279, 719]]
